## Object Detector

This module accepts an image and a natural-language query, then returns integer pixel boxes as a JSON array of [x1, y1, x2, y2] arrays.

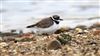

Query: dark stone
[[89, 22, 100, 29], [48, 40, 62, 50]]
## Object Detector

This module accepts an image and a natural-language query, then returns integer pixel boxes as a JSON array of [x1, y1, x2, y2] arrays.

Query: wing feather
[[36, 18, 54, 28]]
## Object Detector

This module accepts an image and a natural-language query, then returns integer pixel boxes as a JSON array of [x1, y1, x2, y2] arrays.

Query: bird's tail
[[26, 24, 36, 28]]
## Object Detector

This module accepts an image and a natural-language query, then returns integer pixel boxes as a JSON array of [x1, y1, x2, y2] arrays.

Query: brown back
[[35, 17, 54, 28]]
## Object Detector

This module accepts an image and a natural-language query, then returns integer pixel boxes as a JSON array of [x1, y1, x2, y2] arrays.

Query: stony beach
[[0, 22, 100, 56], [1, 0, 100, 56]]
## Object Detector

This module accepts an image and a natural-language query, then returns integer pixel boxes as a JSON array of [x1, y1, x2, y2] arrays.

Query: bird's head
[[52, 15, 63, 21]]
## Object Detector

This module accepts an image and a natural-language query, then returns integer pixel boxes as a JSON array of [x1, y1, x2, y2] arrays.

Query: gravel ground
[[0, 25, 100, 56]]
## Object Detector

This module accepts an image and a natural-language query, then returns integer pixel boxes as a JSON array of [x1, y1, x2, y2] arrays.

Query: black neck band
[[50, 17, 59, 24]]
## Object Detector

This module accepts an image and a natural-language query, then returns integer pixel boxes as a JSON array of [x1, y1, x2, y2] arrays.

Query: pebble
[[89, 22, 100, 29], [0, 42, 8, 47], [75, 28, 83, 33], [0, 37, 3, 41], [75, 25, 87, 30], [92, 29, 100, 35], [48, 40, 62, 50]]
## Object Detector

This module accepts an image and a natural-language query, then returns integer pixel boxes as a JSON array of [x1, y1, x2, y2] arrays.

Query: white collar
[[51, 16, 55, 21]]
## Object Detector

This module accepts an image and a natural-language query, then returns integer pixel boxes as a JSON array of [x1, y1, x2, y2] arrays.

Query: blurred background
[[0, 0, 100, 32]]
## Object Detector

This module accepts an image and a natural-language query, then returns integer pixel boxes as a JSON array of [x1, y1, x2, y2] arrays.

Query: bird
[[26, 15, 63, 35]]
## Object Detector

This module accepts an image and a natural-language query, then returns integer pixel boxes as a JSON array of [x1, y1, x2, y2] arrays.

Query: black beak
[[59, 19, 63, 21]]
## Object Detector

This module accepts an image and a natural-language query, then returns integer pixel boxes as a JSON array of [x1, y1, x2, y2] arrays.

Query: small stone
[[75, 28, 86, 34], [14, 38, 23, 42], [75, 28, 83, 33], [97, 50, 100, 55], [75, 25, 87, 30], [82, 36, 87, 38], [89, 22, 100, 29], [0, 42, 8, 47], [48, 40, 62, 50], [83, 30, 89, 33], [87, 40, 97, 45], [92, 29, 100, 35], [0, 37, 3, 41]]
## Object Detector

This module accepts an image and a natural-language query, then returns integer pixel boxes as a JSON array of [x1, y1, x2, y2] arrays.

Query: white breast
[[31, 22, 59, 34]]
